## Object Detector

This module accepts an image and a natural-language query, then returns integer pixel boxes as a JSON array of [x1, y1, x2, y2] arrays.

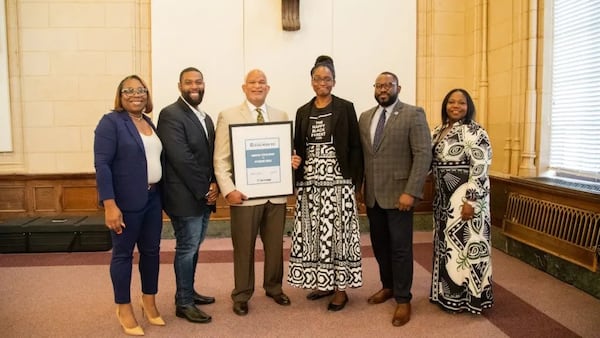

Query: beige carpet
[[1, 233, 599, 337]]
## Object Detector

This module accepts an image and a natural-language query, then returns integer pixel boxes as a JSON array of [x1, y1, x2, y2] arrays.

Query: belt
[[147, 183, 157, 192]]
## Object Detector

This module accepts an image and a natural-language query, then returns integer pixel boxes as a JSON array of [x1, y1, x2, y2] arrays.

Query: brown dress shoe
[[392, 303, 411, 327], [367, 288, 393, 304]]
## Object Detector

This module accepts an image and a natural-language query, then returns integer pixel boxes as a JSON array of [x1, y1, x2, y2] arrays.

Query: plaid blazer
[[358, 100, 432, 209]]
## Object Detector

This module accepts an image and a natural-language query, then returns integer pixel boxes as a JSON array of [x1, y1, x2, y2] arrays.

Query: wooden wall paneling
[[0, 173, 437, 220], [415, 176, 434, 212], [508, 177, 600, 213], [0, 183, 27, 213], [490, 176, 510, 227], [32, 183, 57, 212], [62, 182, 100, 212], [211, 195, 230, 220], [500, 177, 600, 271], [0, 174, 102, 219]]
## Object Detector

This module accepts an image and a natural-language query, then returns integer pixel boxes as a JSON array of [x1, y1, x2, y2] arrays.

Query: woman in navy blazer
[[94, 75, 165, 335]]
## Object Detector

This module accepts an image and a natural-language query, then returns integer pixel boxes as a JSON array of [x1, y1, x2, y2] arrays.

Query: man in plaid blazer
[[358, 71, 432, 327]]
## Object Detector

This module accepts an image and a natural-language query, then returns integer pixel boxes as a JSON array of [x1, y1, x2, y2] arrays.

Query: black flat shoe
[[175, 304, 212, 323], [327, 293, 348, 311], [306, 290, 335, 300]]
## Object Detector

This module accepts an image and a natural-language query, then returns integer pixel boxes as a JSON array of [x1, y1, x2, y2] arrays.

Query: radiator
[[503, 192, 600, 271]]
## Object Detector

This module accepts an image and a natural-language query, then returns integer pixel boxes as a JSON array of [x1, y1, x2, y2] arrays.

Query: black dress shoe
[[193, 291, 215, 305], [306, 290, 334, 300], [233, 301, 248, 316], [175, 304, 212, 323], [327, 293, 348, 312], [266, 293, 291, 306]]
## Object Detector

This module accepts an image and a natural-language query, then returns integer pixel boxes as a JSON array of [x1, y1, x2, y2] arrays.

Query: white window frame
[[541, 0, 600, 181]]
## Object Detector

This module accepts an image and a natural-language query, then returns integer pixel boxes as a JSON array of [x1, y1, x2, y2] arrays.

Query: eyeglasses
[[121, 87, 148, 96], [312, 76, 333, 84], [373, 83, 397, 90]]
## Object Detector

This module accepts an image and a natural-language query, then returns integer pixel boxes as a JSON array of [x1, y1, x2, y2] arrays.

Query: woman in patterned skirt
[[430, 88, 493, 314], [287, 55, 364, 311]]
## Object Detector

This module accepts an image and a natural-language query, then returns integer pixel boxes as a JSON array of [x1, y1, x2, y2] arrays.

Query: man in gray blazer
[[358, 71, 432, 327], [213, 69, 301, 316]]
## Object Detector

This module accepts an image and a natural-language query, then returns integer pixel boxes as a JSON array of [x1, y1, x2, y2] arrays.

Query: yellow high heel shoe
[[116, 307, 145, 336], [140, 299, 166, 326]]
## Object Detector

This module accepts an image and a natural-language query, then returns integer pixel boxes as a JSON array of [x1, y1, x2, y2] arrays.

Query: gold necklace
[[129, 113, 143, 121]]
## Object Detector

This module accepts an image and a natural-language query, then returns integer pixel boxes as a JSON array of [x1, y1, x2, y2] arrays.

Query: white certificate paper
[[230, 121, 293, 199]]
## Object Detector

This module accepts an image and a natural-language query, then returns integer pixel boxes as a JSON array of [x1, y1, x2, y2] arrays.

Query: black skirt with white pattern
[[287, 144, 363, 290]]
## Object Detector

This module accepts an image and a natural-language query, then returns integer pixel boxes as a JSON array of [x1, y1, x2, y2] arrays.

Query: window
[[549, 0, 600, 180]]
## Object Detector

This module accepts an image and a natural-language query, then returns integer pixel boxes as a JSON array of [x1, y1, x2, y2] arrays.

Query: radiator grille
[[504, 192, 600, 271]]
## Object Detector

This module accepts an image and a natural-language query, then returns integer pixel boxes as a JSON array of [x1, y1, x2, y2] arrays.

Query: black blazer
[[294, 95, 363, 187], [157, 98, 216, 217]]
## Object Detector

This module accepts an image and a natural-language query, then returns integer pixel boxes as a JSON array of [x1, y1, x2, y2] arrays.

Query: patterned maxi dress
[[287, 108, 363, 291], [430, 120, 493, 314]]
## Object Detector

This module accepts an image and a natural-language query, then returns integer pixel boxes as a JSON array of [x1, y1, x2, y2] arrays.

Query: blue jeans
[[171, 209, 210, 306]]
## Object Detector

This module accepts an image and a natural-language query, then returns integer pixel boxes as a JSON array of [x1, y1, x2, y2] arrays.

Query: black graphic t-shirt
[[306, 105, 333, 145]]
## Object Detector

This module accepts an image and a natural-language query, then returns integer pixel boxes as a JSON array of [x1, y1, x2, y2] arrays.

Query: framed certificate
[[229, 121, 294, 199]]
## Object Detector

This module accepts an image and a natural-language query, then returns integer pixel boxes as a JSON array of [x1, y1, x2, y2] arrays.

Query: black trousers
[[366, 202, 414, 303]]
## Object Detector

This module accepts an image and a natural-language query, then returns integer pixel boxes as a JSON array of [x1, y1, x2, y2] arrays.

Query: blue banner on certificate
[[245, 139, 281, 184], [229, 121, 293, 199]]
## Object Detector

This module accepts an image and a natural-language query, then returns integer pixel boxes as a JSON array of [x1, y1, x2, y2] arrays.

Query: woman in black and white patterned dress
[[287, 56, 364, 311], [430, 88, 493, 314]]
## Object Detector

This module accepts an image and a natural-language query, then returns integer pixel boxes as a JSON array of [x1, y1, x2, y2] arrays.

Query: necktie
[[256, 108, 265, 124], [373, 109, 387, 151]]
